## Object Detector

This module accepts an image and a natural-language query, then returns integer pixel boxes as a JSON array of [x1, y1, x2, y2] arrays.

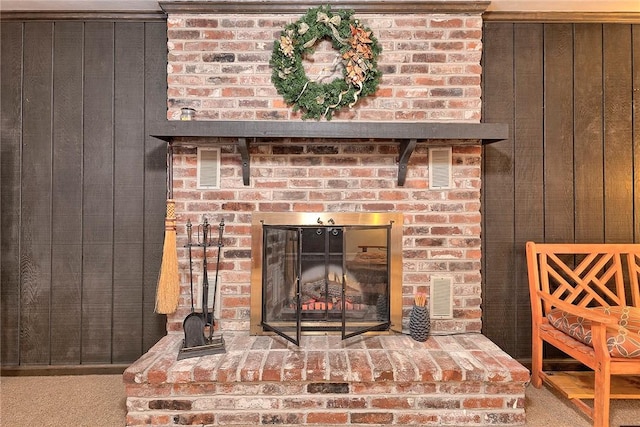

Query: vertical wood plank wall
[[3, 19, 639, 367], [0, 21, 168, 367], [481, 22, 640, 361]]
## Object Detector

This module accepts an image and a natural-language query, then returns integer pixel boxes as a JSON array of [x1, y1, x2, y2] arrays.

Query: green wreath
[[270, 5, 382, 121]]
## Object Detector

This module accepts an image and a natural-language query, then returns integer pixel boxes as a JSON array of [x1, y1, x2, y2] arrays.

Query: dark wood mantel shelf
[[150, 120, 508, 186]]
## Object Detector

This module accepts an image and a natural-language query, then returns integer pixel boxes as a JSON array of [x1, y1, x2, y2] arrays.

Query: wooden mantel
[[151, 120, 508, 186]]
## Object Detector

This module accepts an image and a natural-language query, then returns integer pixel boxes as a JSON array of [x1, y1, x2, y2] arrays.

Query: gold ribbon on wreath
[[316, 12, 348, 45]]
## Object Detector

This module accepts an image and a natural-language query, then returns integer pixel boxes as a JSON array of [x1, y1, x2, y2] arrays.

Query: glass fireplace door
[[342, 225, 391, 339], [261, 226, 301, 345], [260, 223, 391, 342]]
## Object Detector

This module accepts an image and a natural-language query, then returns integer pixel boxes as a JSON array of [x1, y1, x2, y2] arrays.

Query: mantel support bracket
[[398, 139, 417, 186], [238, 137, 251, 186]]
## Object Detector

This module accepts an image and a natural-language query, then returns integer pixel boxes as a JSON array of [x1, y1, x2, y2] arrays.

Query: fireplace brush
[[155, 145, 180, 314]]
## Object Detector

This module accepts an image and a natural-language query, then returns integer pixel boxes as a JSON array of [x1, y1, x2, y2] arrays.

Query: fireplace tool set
[[178, 217, 226, 360]]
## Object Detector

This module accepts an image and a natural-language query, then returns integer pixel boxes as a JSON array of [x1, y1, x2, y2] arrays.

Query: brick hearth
[[124, 333, 529, 426]]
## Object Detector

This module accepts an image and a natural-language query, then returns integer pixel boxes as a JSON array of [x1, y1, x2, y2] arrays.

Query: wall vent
[[430, 276, 453, 319], [197, 147, 220, 189], [429, 147, 452, 189]]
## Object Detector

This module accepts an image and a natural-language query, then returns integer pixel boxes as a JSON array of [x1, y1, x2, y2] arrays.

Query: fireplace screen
[[251, 213, 403, 345], [251, 212, 403, 344]]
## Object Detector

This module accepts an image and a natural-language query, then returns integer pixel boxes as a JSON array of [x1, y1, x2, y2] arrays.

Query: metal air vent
[[197, 147, 220, 189], [430, 276, 453, 319], [429, 147, 452, 189]]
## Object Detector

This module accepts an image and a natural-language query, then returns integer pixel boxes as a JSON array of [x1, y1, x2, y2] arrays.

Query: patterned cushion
[[547, 306, 640, 358]]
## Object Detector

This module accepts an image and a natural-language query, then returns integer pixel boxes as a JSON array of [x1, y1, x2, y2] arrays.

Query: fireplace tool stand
[[178, 217, 226, 360]]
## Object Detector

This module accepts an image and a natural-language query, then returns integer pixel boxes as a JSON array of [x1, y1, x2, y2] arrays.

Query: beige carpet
[[0, 375, 638, 426], [1, 375, 126, 427]]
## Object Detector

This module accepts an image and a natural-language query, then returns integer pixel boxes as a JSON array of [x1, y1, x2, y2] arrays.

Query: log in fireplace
[[250, 212, 403, 344]]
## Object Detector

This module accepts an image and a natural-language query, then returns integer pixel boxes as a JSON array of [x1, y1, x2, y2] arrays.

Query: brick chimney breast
[[160, 0, 489, 336]]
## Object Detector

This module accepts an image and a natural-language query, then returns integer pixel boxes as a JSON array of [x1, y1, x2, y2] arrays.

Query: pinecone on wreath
[[409, 292, 431, 342]]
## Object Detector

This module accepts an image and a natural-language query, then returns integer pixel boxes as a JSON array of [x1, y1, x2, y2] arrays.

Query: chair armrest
[[536, 290, 619, 326], [537, 290, 616, 360]]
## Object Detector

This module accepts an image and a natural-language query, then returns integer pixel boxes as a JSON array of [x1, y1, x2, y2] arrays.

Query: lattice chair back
[[627, 251, 640, 307], [527, 243, 640, 318]]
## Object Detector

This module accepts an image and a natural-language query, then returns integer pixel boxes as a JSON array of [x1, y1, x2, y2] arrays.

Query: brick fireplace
[[124, 1, 529, 425]]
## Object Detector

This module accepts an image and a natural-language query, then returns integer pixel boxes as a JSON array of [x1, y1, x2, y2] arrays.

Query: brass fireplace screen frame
[[250, 212, 403, 337]]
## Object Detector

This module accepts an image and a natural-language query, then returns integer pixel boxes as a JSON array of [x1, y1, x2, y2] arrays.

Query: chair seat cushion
[[547, 306, 640, 358]]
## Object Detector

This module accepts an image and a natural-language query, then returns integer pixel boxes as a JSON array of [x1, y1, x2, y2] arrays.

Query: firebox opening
[[250, 212, 403, 345]]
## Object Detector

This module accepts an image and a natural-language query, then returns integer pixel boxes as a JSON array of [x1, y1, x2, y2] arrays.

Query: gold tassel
[[155, 199, 180, 314]]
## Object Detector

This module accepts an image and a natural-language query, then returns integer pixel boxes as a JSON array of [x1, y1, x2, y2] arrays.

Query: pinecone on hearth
[[409, 293, 430, 342]]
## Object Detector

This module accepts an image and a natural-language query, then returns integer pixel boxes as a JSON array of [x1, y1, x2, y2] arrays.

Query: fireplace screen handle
[[316, 217, 336, 225]]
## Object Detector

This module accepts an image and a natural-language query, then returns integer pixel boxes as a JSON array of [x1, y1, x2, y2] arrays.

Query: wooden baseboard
[[1, 364, 128, 376]]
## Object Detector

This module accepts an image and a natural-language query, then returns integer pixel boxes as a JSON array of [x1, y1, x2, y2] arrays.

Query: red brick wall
[[164, 10, 485, 335], [166, 12, 483, 121], [168, 141, 483, 335]]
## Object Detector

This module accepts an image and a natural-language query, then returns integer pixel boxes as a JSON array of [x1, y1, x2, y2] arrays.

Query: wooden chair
[[526, 242, 640, 427]]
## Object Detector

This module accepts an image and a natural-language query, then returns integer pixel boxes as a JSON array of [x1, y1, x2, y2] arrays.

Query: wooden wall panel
[[543, 24, 576, 243], [0, 20, 167, 369], [51, 21, 84, 365], [603, 24, 634, 242], [0, 22, 24, 366], [82, 22, 115, 364], [482, 22, 640, 361], [20, 22, 54, 364], [480, 22, 517, 354], [112, 22, 147, 363], [573, 24, 605, 243], [512, 23, 544, 355]]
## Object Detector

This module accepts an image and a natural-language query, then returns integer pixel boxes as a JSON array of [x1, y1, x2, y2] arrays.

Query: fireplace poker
[[208, 219, 225, 341], [187, 219, 194, 312], [201, 217, 212, 333]]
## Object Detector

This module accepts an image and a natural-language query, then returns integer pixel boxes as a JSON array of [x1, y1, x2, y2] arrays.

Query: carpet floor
[[0, 374, 638, 426]]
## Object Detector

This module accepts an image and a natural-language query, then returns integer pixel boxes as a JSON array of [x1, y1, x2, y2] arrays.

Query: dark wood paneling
[[480, 22, 517, 354], [603, 24, 634, 243], [573, 24, 605, 243], [82, 22, 115, 364], [112, 22, 147, 363], [50, 21, 84, 365], [0, 22, 24, 366], [1, 19, 166, 369], [482, 22, 640, 360], [20, 22, 54, 364]]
